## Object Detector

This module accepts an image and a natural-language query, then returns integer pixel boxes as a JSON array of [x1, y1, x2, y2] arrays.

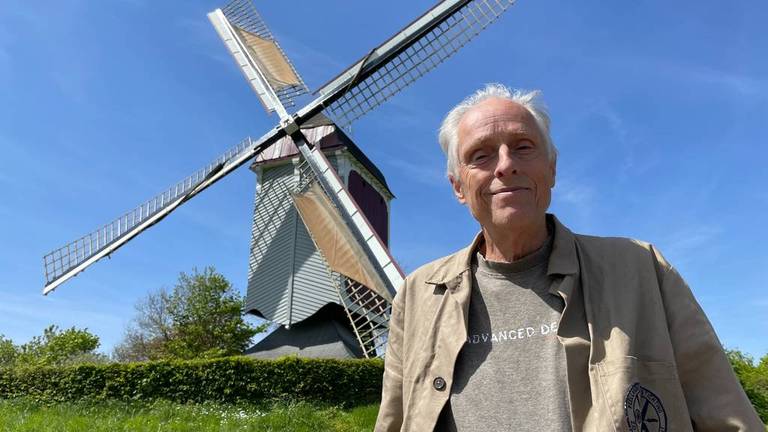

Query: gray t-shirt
[[436, 237, 572, 431]]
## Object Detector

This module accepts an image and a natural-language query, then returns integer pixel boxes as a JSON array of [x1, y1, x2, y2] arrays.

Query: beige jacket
[[375, 216, 763, 431]]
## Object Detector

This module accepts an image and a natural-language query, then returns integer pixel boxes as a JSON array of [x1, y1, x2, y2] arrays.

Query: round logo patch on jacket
[[624, 382, 667, 432]]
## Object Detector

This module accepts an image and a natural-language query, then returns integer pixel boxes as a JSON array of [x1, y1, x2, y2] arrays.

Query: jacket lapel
[[548, 216, 594, 430]]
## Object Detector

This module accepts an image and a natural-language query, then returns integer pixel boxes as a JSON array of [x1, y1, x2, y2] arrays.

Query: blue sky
[[1, 0, 766, 359]]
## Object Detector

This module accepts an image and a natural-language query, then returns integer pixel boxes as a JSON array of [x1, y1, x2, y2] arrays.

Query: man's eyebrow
[[467, 129, 535, 148]]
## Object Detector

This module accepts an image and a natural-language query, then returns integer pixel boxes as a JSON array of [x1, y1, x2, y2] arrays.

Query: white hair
[[437, 83, 557, 180]]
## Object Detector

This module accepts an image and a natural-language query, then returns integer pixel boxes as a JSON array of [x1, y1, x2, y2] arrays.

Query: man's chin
[[489, 209, 542, 228]]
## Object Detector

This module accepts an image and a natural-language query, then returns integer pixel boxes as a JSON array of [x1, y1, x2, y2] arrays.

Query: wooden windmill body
[[245, 115, 393, 358]]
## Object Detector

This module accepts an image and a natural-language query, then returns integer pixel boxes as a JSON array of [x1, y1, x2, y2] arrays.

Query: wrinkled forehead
[[457, 98, 541, 146]]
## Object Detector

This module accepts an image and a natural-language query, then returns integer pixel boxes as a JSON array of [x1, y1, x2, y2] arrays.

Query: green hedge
[[0, 356, 383, 407]]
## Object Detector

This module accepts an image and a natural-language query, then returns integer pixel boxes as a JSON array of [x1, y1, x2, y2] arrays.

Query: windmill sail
[[42, 0, 518, 296], [292, 167, 393, 303], [311, 0, 517, 127], [231, 27, 302, 89], [296, 143, 402, 295], [42, 129, 285, 295], [209, 0, 308, 115], [291, 154, 395, 358]]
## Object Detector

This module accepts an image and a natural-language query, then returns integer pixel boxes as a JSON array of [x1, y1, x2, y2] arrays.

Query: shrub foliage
[[728, 350, 768, 423], [0, 356, 383, 407], [0, 326, 107, 369]]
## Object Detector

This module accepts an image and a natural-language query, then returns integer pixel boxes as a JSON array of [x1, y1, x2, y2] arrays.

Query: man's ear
[[549, 158, 557, 188], [449, 174, 466, 204]]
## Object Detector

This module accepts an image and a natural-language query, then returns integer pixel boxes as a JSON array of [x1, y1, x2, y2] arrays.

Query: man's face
[[450, 98, 556, 230]]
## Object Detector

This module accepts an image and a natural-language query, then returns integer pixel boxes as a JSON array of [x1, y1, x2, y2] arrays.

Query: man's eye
[[470, 153, 488, 163], [517, 141, 534, 150], [515, 141, 536, 155]]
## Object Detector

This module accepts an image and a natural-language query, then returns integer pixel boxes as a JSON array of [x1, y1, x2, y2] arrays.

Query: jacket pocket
[[595, 357, 693, 432]]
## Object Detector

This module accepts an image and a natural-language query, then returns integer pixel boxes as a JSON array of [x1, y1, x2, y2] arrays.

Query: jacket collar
[[546, 214, 579, 276], [424, 214, 579, 289]]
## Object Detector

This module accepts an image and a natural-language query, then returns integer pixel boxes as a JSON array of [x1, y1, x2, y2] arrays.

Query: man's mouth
[[490, 186, 529, 195]]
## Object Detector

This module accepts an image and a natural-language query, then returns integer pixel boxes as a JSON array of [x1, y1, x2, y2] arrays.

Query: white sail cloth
[[291, 182, 392, 302]]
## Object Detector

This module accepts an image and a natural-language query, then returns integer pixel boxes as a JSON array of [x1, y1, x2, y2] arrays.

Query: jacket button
[[433, 376, 446, 391]]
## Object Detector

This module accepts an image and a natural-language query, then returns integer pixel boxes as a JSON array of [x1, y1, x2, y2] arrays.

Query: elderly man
[[375, 84, 762, 431]]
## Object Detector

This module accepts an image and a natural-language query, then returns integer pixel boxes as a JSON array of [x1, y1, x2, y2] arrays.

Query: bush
[[0, 356, 383, 407], [728, 349, 768, 423], [0, 326, 107, 369]]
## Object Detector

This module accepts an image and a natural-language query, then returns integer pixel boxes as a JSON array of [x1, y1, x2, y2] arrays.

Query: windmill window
[[347, 170, 388, 246]]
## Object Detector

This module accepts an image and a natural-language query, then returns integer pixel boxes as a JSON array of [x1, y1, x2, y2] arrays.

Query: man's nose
[[494, 145, 517, 178]]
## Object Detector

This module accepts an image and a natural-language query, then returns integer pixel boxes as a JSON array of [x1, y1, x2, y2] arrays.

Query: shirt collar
[[425, 214, 579, 287]]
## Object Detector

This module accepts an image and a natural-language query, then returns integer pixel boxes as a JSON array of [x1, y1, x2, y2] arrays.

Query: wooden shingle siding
[[246, 158, 342, 327], [246, 163, 296, 323], [290, 221, 339, 323]]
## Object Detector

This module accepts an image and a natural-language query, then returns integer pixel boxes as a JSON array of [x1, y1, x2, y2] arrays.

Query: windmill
[[42, 0, 517, 359]]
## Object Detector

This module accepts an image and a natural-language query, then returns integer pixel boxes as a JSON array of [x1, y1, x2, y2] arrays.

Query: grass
[[0, 398, 380, 432]]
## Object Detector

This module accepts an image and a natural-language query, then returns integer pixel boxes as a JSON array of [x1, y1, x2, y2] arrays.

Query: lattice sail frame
[[221, 0, 309, 109], [295, 159, 391, 358], [336, 276, 391, 358], [42, 137, 255, 290], [321, 0, 516, 128]]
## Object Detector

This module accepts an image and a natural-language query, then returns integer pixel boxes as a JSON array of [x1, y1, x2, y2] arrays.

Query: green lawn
[[0, 398, 379, 432]]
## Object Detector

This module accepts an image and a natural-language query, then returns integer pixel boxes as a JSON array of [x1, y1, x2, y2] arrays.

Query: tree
[[114, 267, 265, 361], [164, 268, 261, 359], [113, 288, 174, 362], [0, 326, 107, 368]]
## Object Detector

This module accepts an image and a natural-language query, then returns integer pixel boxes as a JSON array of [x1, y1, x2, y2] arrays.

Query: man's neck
[[480, 217, 549, 263]]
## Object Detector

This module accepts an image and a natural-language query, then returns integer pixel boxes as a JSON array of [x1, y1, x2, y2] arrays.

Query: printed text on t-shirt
[[465, 322, 559, 345]]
